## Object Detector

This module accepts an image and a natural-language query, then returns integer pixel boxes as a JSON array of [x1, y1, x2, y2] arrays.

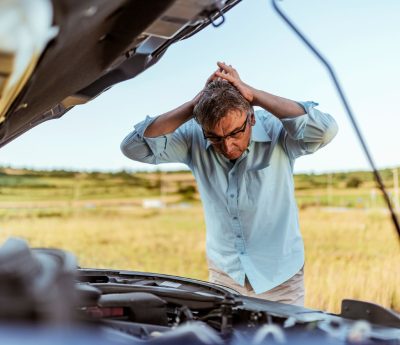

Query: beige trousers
[[208, 260, 305, 306]]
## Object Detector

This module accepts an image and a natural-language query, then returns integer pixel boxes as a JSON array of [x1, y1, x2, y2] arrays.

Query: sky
[[1, 0, 399, 173]]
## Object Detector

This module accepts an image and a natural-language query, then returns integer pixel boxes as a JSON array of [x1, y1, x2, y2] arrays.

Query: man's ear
[[250, 112, 256, 126]]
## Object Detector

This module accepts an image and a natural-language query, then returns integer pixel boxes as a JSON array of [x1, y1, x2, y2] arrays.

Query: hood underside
[[0, 0, 240, 148]]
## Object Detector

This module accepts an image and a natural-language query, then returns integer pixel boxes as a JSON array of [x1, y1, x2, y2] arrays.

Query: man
[[121, 62, 338, 306]]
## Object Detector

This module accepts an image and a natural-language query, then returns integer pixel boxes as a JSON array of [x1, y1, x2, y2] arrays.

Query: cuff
[[280, 101, 318, 140], [134, 115, 170, 154]]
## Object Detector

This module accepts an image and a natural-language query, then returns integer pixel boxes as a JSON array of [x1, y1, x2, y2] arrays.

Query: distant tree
[[346, 176, 362, 188], [178, 185, 196, 201], [114, 169, 132, 179]]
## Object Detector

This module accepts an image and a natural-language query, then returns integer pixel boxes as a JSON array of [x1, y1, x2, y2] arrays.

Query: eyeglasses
[[203, 114, 250, 144]]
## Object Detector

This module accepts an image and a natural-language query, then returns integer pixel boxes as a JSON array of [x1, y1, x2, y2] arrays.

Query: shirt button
[[230, 194, 235, 198], [236, 234, 241, 238], [233, 216, 238, 220], [240, 251, 244, 255]]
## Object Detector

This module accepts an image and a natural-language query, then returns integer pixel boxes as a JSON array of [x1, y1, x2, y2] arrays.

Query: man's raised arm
[[143, 101, 194, 138], [143, 66, 222, 137], [120, 99, 195, 165], [214, 61, 305, 118], [120, 69, 220, 165], [214, 61, 338, 158]]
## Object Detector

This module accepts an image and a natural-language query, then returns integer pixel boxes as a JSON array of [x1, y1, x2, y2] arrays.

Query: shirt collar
[[251, 115, 272, 143], [204, 114, 272, 150]]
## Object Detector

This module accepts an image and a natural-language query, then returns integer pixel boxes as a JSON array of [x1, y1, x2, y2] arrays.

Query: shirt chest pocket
[[242, 169, 273, 211]]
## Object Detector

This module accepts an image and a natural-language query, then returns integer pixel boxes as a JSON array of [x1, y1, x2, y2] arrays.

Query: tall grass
[[0, 205, 398, 313], [300, 208, 399, 312]]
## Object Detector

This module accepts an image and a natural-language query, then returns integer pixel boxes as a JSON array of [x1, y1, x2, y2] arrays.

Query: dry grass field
[[0, 203, 398, 314]]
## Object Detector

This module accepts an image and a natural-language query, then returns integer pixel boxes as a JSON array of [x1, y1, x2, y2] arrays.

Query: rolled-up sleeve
[[280, 101, 338, 160], [120, 116, 192, 165]]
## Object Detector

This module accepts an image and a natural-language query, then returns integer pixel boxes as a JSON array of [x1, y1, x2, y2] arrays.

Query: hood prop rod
[[271, 0, 400, 243]]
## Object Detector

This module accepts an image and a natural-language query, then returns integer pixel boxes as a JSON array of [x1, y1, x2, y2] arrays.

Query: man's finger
[[215, 70, 234, 83], [205, 69, 220, 85], [217, 61, 234, 72], [217, 61, 230, 71]]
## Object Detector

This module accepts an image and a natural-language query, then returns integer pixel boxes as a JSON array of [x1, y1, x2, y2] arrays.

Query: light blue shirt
[[121, 102, 338, 293]]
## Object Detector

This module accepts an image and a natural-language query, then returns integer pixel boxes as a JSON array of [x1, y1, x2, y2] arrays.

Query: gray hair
[[193, 80, 253, 131]]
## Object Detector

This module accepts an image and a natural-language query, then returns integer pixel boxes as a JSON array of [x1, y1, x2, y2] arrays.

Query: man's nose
[[222, 136, 234, 152]]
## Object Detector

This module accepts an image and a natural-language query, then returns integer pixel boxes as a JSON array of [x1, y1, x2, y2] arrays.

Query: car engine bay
[[0, 238, 398, 344]]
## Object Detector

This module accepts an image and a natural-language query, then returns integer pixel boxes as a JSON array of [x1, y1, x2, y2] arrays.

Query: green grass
[[0, 167, 399, 314], [1, 167, 398, 208], [0, 205, 398, 314]]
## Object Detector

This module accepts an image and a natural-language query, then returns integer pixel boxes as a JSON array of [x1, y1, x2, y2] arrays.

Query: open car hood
[[0, 0, 240, 148]]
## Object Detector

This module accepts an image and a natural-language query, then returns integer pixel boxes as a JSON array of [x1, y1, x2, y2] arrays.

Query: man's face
[[203, 109, 255, 160]]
